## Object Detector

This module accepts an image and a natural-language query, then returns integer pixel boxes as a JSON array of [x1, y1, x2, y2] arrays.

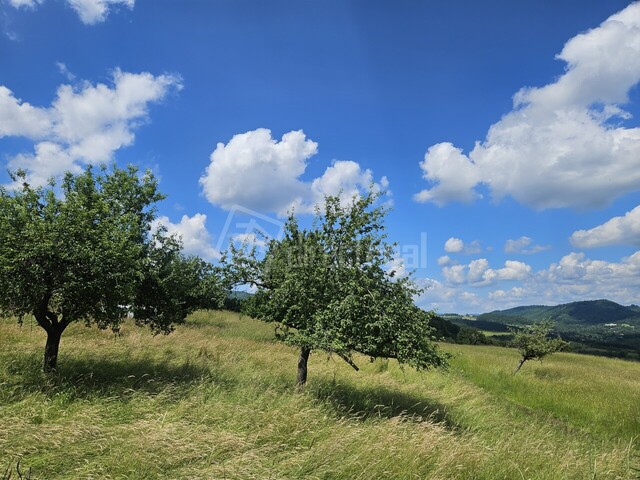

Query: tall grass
[[1, 311, 638, 479]]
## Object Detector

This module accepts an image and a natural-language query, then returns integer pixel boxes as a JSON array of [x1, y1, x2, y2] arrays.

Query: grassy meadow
[[1, 310, 639, 479]]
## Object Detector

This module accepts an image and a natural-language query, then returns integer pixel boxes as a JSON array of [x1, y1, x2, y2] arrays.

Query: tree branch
[[33, 293, 53, 333], [337, 352, 360, 371]]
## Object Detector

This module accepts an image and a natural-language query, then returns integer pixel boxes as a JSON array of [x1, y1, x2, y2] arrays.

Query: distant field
[[480, 330, 511, 337], [1, 311, 639, 479]]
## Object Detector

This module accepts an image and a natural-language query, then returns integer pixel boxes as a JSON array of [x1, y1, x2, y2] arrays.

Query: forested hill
[[477, 299, 640, 327]]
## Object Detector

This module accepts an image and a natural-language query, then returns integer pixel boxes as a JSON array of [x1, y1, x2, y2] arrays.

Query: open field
[[1, 311, 639, 479]]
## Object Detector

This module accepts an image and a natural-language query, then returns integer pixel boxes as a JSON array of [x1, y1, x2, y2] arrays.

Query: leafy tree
[[227, 190, 448, 386], [0, 165, 225, 372], [510, 320, 567, 374]]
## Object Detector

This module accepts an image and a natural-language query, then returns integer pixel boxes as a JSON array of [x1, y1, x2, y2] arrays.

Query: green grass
[[481, 330, 511, 337], [1, 311, 639, 479]]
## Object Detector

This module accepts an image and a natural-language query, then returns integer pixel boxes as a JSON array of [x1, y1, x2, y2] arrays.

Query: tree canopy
[[227, 190, 448, 386], [0, 165, 225, 371], [511, 320, 567, 373]]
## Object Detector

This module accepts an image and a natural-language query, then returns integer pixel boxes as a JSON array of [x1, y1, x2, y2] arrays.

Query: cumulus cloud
[[444, 237, 463, 253], [442, 258, 532, 286], [506, 251, 640, 308], [415, 3, 640, 210], [437, 255, 452, 266], [5, 0, 134, 24], [307, 160, 389, 211], [545, 251, 640, 284], [414, 278, 483, 313], [444, 237, 482, 254], [488, 287, 526, 301], [154, 214, 219, 261], [570, 205, 640, 248], [0, 86, 51, 138], [426, 249, 640, 313], [1, 69, 181, 186], [200, 128, 388, 215], [504, 236, 550, 254], [413, 143, 482, 205]]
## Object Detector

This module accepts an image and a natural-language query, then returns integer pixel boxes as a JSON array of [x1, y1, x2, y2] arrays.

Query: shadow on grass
[[309, 378, 459, 430], [3, 351, 234, 401]]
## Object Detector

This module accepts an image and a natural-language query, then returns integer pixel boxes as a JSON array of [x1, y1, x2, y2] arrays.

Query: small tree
[[0, 165, 225, 372], [510, 320, 567, 374], [227, 190, 448, 386]]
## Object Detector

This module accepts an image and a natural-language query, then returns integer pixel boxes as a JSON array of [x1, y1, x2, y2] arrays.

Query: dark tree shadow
[[5, 351, 234, 401], [309, 378, 460, 431]]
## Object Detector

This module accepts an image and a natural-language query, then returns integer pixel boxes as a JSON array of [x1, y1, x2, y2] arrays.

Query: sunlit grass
[[1, 311, 638, 479]]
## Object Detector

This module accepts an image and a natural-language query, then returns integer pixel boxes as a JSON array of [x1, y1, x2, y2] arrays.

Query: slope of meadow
[[1, 311, 639, 479]]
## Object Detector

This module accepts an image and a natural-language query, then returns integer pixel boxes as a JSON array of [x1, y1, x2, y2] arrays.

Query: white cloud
[[570, 205, 640, 248], [424, 249, 640, 313], [199, 129, 316, 214], [467, 258, 490, 283], [507, 251, 640, 308], [53, 69, 180, 162], [413, 143, 482, 205], [66, 0, 134, 24], [545, 251, 640, 285], [414, 278, 483, 313], [495, 260, 533, 281], [437, 255, 452, 266], [307, 160, 389, 212], [488, 287, 526, 301], [6, 0, 42, 8], [0, 86, 51, 138], [5, 0, 134, 24], [154, 214, 219, 261], [8, 142, 78, 187], [415, 3, 640, 210], [232, 233, 268, 249], [444, 237, 482, 254], [459, 291, 480, 305], [441, 264, 467, 285], [1, 69, 181, 186], [200, 128, 388, 215], [442, 258, 532, 287], [386, 255, 409, 280], [504, 236, 550, 254], [444, 237, 463, 253]]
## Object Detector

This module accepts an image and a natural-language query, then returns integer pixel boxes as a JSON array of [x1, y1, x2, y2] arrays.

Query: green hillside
[[475, 300, 640, 360], [1, 311, 639, 479], [479, 299, 640, 326]]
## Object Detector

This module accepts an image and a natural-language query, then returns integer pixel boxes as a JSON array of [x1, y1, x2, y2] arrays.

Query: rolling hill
[[477, 299, 640, 327], [470, 299, 640, 360]]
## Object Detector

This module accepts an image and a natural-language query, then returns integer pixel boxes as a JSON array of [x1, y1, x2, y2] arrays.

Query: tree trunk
[[513, 356, 526, 375], [296, 346, 311, 387], [43, 328, 62, 373]]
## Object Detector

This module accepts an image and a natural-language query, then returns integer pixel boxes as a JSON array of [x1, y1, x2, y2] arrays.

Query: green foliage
[[455, 326, 491, 345], [0, 165, 224, 370], [511, 320, 567, 373], [227, 189, 448, 383], [429, 316, 496, 346]]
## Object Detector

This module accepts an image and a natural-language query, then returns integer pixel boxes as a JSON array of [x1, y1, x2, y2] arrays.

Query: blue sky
[[1, 0, 640, 313]]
